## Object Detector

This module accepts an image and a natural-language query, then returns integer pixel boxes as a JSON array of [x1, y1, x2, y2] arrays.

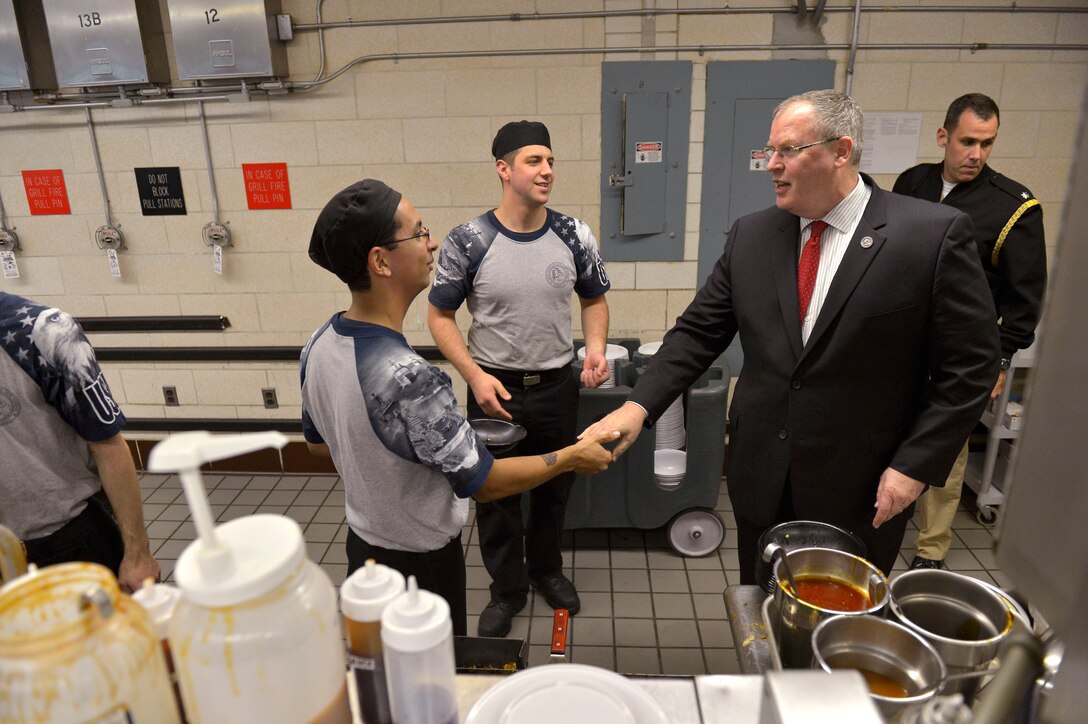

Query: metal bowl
[[812, 614, 947, 719], [468, 419, 527, 454], [756, 520, 868, 594], [887, 569, 1013, 702]]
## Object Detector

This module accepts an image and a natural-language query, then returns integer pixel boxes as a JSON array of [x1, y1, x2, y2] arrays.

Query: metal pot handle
[[79, 586, 115, 621]]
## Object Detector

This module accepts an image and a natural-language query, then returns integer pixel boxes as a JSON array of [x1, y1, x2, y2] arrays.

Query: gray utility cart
[[564, 341, 729, 557]]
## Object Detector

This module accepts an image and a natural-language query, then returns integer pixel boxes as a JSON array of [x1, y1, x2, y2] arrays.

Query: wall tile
[[191, 368, 271, 406], [445, 69, 538, 117], [231, 122, 319, 167], [906, 63, 1005, 112], [636, 262, 697, 289], [677, 14, 773, 47], [1, 2, 1082, 424], [355, 70, 448, 119], [256, 292, 344, 333], [317, 119, 406, 165], [1001, 64, 1088, 111], [404, 117, 494, 162]]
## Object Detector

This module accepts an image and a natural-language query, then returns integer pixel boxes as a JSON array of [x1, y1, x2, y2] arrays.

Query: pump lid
[[175, 514, 304, 607], [132, 580, 181, 638], [381, 576, 452, 653], [341, 559, 405, 622]]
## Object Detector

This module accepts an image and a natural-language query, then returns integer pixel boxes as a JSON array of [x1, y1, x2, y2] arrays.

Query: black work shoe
[[531, 573, 581, 615], [910, 556, 947, 570], [477, 598, 525, 638]]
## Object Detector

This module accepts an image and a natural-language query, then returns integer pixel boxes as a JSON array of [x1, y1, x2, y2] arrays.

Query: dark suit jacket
[[630, 176, 999, 543]]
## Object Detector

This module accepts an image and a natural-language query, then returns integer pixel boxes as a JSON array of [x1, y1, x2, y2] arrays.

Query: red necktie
[[797, 220, 828, 323]]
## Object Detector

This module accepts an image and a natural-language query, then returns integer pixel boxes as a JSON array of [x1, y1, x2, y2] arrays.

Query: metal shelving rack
[[964, 343, 1036, 525]]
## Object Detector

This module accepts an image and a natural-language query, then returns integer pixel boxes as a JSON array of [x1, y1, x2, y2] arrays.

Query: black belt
[[480, 364, 570, 389]]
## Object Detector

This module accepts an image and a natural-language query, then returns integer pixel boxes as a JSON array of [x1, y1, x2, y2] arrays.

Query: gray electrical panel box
[[39, 0, 170, 87], [600, 61, 692, 262], [168, 0, 288, 80], [0, 0, 56, 91], [698, 59, 835, 374]]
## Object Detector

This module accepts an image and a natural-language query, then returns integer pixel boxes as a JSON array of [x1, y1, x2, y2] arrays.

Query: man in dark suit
[[583, 90, 999, 581]]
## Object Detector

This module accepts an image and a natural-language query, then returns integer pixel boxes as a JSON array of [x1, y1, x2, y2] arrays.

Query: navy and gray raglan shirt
[[1, 293, 125, 539], [428, 209, 610, 371], [301, 315, 493, 552]]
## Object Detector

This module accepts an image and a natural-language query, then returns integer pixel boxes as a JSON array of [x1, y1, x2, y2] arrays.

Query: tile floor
[[140, 472, 1011, 676]]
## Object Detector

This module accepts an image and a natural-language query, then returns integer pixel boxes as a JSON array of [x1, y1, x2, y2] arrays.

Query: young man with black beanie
[[428, 122, 612, 637], [302, 179, 616, 635]]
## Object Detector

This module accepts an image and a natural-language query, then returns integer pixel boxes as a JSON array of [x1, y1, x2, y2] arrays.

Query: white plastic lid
[[380, 576, 452, 653], [132, 580, 182, 638], [341, 560, 406, 622], [464, 663, 669, 724], [175, 514, 304, 608]]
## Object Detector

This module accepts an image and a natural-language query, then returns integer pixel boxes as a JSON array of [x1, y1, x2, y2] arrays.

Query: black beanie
[[308, 179, 402, 284], [491, 120, 552, 160]]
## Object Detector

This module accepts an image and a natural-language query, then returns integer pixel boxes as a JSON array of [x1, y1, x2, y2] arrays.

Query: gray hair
[[774, 90, 864, 167]]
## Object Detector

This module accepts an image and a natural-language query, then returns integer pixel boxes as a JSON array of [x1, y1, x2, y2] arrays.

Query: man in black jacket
[[584, 90, 999, 580], [894, 93, 1047, 569]]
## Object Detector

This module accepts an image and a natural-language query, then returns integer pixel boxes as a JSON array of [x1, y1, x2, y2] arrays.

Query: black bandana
[[309, 179, 401, 284], [491, 120, 552, 160]]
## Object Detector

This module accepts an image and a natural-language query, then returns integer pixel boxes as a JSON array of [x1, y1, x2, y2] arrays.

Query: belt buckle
[[523, 373, 541, 387]]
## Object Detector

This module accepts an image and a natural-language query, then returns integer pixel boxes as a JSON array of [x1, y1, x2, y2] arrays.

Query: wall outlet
[[163, 386, 179, 406], [262, 387, 278, 409]]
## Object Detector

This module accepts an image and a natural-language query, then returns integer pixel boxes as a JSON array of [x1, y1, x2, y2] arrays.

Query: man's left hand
[[991, 369, 1008, 399], [580, 351, 610, 389], [872, 467, 926, 528]]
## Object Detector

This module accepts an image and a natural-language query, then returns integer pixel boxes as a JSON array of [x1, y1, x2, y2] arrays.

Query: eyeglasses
[[381, 227, 431, 248], [762, 137, 842, 160]]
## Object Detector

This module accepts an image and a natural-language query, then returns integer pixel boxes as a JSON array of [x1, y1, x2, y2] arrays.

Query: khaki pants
[[915, 443, 970, 561]]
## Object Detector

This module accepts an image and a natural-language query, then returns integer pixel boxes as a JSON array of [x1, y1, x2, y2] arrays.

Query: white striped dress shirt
[[798, 176, 873, 345]]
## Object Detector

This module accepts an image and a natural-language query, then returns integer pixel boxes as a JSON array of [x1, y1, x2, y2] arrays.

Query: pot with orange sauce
[[767, 545, 889, 669]]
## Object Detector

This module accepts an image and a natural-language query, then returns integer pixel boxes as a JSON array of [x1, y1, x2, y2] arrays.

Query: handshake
[[565, 401, 652, 474]]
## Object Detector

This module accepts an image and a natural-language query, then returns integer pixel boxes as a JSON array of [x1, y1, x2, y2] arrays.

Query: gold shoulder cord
[[991, 198, 1040, 267]]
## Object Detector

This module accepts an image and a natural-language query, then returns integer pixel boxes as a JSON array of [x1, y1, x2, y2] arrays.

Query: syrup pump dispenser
[[148, 431, 350, 723]]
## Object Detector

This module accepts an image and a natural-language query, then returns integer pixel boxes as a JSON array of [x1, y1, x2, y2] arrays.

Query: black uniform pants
[[23, 497, 124, 576], [470, 365, 578, 606], [346, 528, 467, 637]]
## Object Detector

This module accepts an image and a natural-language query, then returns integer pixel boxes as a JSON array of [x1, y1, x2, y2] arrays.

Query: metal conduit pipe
[[84, 107, 114, 229], [4, 36, 1086, 110], [288, 42, 1088, 89], [292, 4, 1088, 31], [197, 101, 222, 225], [844, 0, 864, 96]]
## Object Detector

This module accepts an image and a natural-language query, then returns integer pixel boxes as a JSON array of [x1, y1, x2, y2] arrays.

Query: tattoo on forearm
[[541, 452, 558, 467]]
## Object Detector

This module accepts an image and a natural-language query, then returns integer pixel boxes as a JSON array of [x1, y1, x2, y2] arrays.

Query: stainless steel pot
[[811, 614, 947, 720], [755, 520, 867, 595], [888, 569, 1014, 703], [770, 546, 888, 669]]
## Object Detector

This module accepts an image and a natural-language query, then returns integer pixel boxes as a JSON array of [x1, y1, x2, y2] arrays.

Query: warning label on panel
[[750, 149, 769, 171], [635, 141, 663, 163]]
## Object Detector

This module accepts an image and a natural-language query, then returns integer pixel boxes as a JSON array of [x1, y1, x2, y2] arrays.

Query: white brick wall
[[1, 0, 1081, 429]]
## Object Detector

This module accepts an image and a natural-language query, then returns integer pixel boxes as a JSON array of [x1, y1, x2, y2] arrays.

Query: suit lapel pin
[[860, 236, 873, 248]]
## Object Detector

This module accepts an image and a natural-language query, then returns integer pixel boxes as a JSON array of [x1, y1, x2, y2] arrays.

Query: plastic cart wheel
[[976, 506, 998, 527], [666, 509, 725, 557]]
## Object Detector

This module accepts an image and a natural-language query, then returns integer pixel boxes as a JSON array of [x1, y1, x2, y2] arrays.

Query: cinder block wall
[[2, 0, 1083, 442]]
